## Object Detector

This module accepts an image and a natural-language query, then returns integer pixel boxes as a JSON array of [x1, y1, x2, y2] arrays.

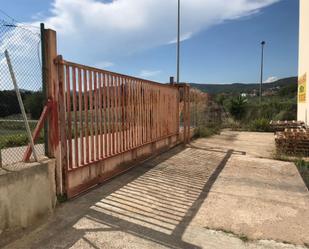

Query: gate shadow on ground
[[2, 145, 234, 249]]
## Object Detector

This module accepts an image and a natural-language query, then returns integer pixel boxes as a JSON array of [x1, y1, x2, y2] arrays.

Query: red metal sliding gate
[[41, 28, 192, 198]]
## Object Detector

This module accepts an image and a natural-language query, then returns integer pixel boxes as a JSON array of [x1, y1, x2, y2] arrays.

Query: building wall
[[298, 0, 309, 123]]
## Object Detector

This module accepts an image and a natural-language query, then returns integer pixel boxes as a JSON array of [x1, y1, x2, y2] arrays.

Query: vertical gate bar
[[103, 74, 107, 158], [65, 65, 72, 169], [141, 83, 143, 143], [130, 79, 133, 148], [133, 80, 136, 147], [131, 80, 136, 147], [89, 71, 94, 161], [149, 86, 152, 141], [148, 85, 151, 142], [137, 80, 140, 146], [127, 79, 131, 149], [110, 75, 113, 155], [145, 84, 148, 142], [98, 73, 103, 159], [119, 77, 122, 152], [144, 83, 147, 142], [177, 86, 180, 135], [116, 76, 121, 153], [154, 88, 157, 140], [127, 79, 132, 149], [113, 75, 117, 154], [160, 90, 162, 137], [142, 83, 145, 143], [125, 78, 129, 151], [187, 86, 191, 140], [118, 77, 123, 152], [111, 75, 115, 155], [78, 68, 84, 165], [138, 81, 142, 145], [72, 66, 79, 168], [108, 75, 112, 157], [84, 70, 89, 164], [149, 86, 151, 141], [114, 76, 118, 154], [141, 83, 144, 143], [121, 78, 125, 152], [184, 86, 187, 143], [132, 80, 136, 147], [94, 72, 99, 161], [57, 56, 68, 194]]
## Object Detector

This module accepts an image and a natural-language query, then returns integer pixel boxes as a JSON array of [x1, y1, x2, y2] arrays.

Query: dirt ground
[[1, 130, 308, 249]]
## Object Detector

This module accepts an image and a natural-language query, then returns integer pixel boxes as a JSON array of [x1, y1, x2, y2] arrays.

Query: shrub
[[248, 118, 271, 132], [194, 125, 221, 138], [24, 92, 44, 119], [295, 159, 309, 189], [228, 96, 247, 121]]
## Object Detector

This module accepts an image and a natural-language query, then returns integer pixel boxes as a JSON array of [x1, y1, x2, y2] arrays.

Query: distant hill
[[190, 77, 297, 95]]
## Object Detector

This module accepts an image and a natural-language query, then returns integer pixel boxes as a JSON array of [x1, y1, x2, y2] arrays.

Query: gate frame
[[42, 26, 191, 198]]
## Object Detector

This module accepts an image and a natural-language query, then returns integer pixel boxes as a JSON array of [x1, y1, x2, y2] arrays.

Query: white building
[[297, 0, 309, 123]]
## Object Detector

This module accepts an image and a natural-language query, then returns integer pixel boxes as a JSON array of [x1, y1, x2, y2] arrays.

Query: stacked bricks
[[275, 126, 309, 156], [270, 120, 305, 132]]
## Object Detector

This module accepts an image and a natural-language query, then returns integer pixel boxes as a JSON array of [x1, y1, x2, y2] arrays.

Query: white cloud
[[94, 61, 114, 69], [139, 70, 161, 78], [265, 76, 278, 83], [38, 0, 280, 65]]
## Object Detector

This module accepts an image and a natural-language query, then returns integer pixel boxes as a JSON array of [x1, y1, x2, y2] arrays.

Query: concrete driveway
[[2, 131, 308, 249]]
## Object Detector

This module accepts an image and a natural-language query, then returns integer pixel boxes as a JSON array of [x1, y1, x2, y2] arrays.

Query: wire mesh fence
[[0, 18, 45, 166]]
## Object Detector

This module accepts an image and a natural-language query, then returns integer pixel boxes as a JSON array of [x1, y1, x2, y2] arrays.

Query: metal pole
[[260, 41, 265, 104], [40, 23, 49, 157], [5, 50, 38, 162], [176, 0, 180, 84]]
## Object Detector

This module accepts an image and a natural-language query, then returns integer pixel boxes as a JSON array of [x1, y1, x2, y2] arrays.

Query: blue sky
[[0, 0, 299, 84]]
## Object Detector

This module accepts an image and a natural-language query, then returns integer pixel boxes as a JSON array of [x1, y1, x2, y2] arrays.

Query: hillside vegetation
[[191, 77, 298, 131], [190, 77, 297, 95]]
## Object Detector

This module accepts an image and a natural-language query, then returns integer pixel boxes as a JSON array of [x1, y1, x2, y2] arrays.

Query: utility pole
[[176, 0, 180, 84], [260, 41, 266, 104]]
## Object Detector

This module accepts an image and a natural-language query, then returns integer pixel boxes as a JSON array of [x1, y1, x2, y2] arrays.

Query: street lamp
[[259, 41, 266, 104], [176, 0, 180, 84]]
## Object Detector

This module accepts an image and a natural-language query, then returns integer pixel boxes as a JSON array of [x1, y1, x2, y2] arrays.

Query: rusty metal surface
[[54, 59, 181, 197]]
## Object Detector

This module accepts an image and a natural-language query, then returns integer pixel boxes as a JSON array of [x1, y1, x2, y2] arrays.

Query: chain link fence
[[0, 18, 45, 167]]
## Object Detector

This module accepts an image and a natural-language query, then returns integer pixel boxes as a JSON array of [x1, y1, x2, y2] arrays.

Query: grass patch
[[194, 125, 221, 138], [247, 118, 272, 132], [295, 159, 309, 190], [57, 194, 68, 203], [204, 227, 250, 243]]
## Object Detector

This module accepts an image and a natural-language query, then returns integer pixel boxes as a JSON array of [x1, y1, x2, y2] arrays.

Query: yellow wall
[[298, 0, 309, 123]]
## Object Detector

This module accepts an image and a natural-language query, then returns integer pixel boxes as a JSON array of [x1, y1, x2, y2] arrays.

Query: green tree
[[229, 95, 247, 121], [24, 92, 44, 119]]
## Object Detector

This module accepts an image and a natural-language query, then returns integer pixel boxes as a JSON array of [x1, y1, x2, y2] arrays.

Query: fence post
[[183, 84, 190, 144], [43, 28, 63, 195]]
